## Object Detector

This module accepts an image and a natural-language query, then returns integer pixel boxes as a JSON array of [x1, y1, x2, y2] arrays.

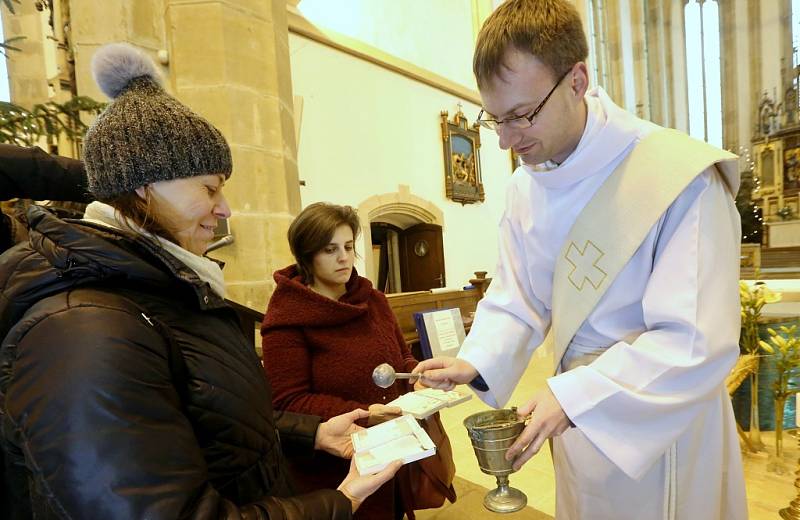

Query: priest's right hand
[[412, 357, 478, 391], [338, 458, 403, 512]]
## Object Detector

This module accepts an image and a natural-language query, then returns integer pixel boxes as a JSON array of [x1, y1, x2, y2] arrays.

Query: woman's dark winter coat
[[261, 265, 418, 520], [0, 206, 351, 519]]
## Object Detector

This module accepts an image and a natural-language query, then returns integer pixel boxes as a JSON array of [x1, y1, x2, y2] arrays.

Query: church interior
[[4, 0, 800, 518]]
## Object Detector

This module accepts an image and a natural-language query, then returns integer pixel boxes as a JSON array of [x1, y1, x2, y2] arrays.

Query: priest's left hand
[[315, 408, 369, 459], [506, 387, 572, 471]]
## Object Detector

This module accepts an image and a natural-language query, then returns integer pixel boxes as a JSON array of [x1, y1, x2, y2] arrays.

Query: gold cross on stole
[[564, 240, 608, 291]]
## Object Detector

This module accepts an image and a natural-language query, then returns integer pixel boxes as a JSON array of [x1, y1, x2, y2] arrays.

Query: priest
[[413, 1, 747, 519]]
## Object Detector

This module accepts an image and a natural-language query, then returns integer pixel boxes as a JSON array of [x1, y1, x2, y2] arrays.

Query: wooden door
[[399, 223, 445, 292]]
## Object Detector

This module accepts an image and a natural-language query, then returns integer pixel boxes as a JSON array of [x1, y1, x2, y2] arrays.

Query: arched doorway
[[370, 219, 445, 293], [359, 187, 445, 293]]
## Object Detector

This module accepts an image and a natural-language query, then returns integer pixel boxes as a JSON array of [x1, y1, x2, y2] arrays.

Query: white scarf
[[83, 201, 227, 298]]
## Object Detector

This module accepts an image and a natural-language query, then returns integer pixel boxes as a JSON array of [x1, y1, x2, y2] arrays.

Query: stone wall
[[69, 0, 300, 309], [2, 2, 51, 108]]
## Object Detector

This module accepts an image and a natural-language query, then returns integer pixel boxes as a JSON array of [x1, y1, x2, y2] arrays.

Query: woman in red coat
[[261, 202, 418, 520]]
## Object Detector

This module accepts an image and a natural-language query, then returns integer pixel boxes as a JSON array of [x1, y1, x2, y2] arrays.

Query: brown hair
[[288, 202, 361, 284], [473, 0, 588, 88], [107, 190, 182, 247]]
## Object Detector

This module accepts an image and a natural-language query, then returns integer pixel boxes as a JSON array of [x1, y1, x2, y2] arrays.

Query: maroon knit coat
[[261, 265, 418, 520]]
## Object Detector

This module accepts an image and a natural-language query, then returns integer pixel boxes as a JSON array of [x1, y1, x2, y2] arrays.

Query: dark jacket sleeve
[[274, 409, 322, 458], [4, 305, 351, 520], [0, 144, 91, 202]]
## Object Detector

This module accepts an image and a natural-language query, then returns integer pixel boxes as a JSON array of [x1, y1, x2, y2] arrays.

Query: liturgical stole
[[551, 129, 739, 372]]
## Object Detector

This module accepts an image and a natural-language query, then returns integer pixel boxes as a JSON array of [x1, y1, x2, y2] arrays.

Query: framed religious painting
[[441, 108, 484, 204], [754, 141, 783, 197], [783, 136, 800, 195]]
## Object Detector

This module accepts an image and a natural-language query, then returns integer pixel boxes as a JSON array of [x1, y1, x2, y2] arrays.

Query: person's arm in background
[[0, 144, 91, 202], [0, 145, 92, 253]]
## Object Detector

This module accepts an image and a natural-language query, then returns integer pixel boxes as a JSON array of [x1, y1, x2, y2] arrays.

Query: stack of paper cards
[[352, 414, 436, 475], [386, 388, 472, 420]]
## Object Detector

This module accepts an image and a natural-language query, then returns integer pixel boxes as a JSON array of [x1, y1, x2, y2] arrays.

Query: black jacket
[[0, 206, 352, 519], [0, 145, 90, 202], [0, 145, 92, 253]]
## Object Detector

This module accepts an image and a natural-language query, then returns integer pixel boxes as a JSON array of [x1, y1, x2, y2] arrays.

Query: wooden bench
[[385, 271, 490, 355]]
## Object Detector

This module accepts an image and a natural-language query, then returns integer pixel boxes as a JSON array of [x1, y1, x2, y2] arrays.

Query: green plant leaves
[[0, 97, 105, 146]]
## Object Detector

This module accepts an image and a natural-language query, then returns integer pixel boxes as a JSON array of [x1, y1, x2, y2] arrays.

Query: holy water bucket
[[463, 408, 528, 513]]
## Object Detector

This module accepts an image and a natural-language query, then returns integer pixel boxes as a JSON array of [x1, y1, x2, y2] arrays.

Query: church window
[[793, 0, 800, 68], [684, 0, 722, 147], [586, 0, 610, 92]]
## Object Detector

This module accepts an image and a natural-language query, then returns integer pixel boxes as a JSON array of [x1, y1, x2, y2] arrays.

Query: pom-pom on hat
[[83, 43, 232, 201]]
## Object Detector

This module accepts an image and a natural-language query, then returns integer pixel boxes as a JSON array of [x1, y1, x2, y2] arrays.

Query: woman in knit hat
[[0, 43, 398, 519]]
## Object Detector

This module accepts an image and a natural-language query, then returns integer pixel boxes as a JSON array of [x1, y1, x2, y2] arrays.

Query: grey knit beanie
[[83, 43, 232, 201]]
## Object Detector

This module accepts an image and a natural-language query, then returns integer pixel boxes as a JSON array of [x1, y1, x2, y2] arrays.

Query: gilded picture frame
[[754, 141, 783, 197], [783, 145, 800, 195], [441, 109, 484, 204]]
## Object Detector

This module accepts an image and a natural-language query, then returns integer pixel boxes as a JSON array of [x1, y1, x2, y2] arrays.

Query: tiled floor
[[422, 336, 799, 518], [416, 477, 554, 519], [741, 432, 798, 518]]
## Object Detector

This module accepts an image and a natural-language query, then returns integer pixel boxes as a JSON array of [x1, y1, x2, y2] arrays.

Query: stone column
[[670, 1, 689, 132], [70, 0, 167, 103], [165, 0, 300, 308], [653, 0, 675, 128], [603, 0, 625, 105], [69, 0, 299, 308], [1, 2, 51, 108], [748, 0, 762, 131], [629, 0, 650, 120], [586, 0, 610, 89], [733, 0, 752, 149], [780, 0, 793, 78], [719, 0, 739, 151], [779, 0, 796, 128], [645, 0, 665, 126]]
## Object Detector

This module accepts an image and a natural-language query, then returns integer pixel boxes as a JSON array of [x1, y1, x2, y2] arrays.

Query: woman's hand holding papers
[[315, 408, 368, 459], [338, 458, 403, 512], [412, 356, 479, 391]]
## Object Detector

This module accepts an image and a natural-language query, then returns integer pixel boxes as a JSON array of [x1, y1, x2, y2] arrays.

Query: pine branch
[[0, 97, 106, 147]]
